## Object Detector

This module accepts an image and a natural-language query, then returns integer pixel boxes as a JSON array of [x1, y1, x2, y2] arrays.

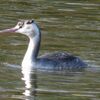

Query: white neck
[[22, 29, 41, 67]]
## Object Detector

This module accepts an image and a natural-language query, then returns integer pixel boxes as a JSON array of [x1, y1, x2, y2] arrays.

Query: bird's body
[[0, 20, 87, 71], [36, 52, 86, 70]]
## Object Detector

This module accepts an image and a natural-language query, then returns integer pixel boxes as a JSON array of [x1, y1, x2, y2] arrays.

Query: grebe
[[0, 19, 87, 70]]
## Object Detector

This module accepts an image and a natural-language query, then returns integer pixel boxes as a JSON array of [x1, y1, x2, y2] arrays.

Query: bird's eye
[[18, 22, 24, 28]]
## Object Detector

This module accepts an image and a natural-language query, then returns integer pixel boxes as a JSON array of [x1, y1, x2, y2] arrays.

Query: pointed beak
[[0, 27, 19, 34]]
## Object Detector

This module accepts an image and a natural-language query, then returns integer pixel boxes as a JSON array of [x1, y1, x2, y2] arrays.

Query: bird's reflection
[[21, 66, 37, 100], [21, 64, 86, 100]]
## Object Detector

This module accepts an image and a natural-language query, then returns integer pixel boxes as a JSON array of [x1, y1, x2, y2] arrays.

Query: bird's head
[[0, 19, 40, 37]]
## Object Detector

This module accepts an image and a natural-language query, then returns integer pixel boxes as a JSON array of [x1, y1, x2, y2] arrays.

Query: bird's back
[[40, 52, 75, 60], [36, 52, 87, 71]]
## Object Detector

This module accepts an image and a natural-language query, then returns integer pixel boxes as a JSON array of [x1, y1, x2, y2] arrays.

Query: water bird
[[0, 19, 87, 70]]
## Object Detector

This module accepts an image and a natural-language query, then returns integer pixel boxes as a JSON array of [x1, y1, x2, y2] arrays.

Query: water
[[0, 0, 100, 100]]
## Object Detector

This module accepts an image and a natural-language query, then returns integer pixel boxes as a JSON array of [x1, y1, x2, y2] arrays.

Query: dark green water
[[0, 0, 100, 100]]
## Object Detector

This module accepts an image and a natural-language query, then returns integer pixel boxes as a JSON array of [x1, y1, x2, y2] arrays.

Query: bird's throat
[[22, 34, 41, 67]]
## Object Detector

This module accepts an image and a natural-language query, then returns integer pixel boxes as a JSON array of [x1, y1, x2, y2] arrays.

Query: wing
[[38, 52, 87, 69], [39, 52, 76, 60]]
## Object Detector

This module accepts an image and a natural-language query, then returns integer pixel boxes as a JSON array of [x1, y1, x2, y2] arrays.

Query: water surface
[[0, 0, 100, 100]]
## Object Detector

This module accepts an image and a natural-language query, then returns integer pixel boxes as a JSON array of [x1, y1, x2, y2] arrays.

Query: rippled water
[[0, 0, 100, 100]]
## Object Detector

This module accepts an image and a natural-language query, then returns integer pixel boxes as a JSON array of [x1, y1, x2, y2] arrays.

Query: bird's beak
[[0, 27, 18, 34]]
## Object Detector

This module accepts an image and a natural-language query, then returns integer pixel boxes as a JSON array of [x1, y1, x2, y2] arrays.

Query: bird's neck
[[22, 32, 41, 67]]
